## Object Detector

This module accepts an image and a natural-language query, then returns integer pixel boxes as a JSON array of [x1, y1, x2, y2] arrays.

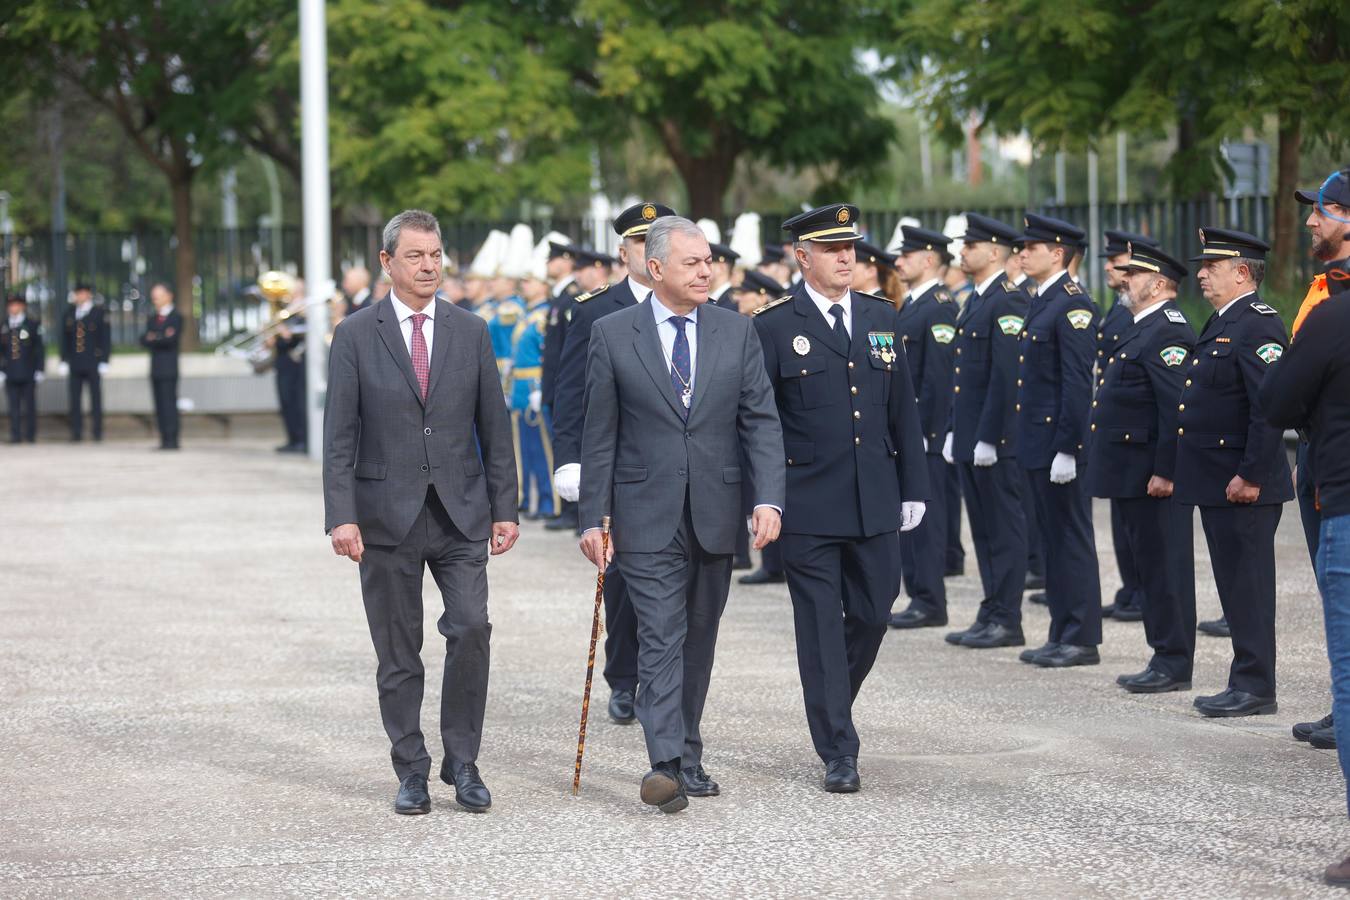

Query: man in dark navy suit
[[888, 225, 957, 630], [1176, 227, 1293, 717], [1, 294, 46, 443], [60, 283, 111, 442], [140, 283, 183, 450], [1015, 214, 1103, 668], [753, 203, 929, 793], [1087, 244, 1197, 693]]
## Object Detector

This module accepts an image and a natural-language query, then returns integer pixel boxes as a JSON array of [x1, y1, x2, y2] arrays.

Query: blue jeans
[[1317, 513, 1350, 816]]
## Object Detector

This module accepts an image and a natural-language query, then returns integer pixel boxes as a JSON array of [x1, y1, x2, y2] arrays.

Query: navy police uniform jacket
[[753, 283, 930, 537], [895, 282, 956, 452], [1087, 302, 1195, 498], [140, 309, 183, 379], [1015, 271, 1098, 469], [1098, 295, 1133, 362], [540, 278, 580, 408], [949, 273, 1026, 461], [552, 279, 638, 467], [1174, 295, 1293, 508], [1, 316, 46, 382], [61, 305, 111, 372]]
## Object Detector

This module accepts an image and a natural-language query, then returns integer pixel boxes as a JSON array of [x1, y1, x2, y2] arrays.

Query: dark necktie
[[669, 315, 692, 418], [828, 304, 848, 353], [410, 313, 430, 400]]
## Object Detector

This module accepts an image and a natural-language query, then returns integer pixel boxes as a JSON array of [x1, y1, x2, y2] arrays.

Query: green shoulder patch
[[1255, 342, 1284, 363], [574, 283, 611, 304], [997, 314, 1024, 335], [1159, 345, 1188, 367], [1066, 308, 1093, 330], [753, 294, 794, 316], [930, 323, 956, 344]]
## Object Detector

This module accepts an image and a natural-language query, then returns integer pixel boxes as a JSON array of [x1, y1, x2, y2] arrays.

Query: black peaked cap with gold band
[[572, 247, 617, 268], [855, 239, 898, 269], [737, 270, 787, 297], [1189, 226, 1270, 262], [613, 202, 677, 239], [896, 225, 951, 255], [1100, 229, 1159, 259], [959, 212, 1021, 246], [1118, 242, 1188, 283], [709, 242, 740, 265], [782, 203, 863, 243], [1020, 212, 1085, 247], [547, 240, 577, 261]]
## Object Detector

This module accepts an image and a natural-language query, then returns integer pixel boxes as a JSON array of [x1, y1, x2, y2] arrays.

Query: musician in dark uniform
[[1097, 230, 1162, 623], [1088, 244, 1197, 692], [708, 243, 741, 311], [60, 283, 111, 442], [551, 201, 676, 726], [271, 309, 308, 454], [942, 214, 1031, 648], [1, 294, 45, 443], [753, 203, 929, 793], [140, 283, 182, 450], [1015, 214, 1103, 668], [1176, 227, 1293, 717], [887, 225, 957, 629]]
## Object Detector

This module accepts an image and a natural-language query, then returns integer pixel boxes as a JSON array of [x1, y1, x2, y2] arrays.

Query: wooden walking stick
[[572, 515, 610, 796]]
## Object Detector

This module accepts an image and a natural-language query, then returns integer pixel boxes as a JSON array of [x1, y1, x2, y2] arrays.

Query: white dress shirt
[[7, 315, 22, 329], [974, 270, 1006, 297], [803, 280, 853, 337], [1036, 269, 1069, 294], [74, 302, 93, 320], [1132, 301, 1167, 324], [1216, 290, 1256, 317], [649, 292, 698, 389], [389, 289, 434, 359], [628, 276, 652, 304], [904, 277, 942, 304]]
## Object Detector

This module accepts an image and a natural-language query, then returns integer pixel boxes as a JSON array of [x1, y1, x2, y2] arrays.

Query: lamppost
[[300, 0, 331, 463]]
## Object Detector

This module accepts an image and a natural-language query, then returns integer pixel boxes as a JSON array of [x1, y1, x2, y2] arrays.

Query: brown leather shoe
[[1326, 852, 1350, 885]]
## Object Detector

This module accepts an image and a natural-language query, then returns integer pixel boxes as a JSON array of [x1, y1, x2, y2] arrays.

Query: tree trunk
[[170, 174, 200, 351], [1271, 107, 1303, 298], [655, 119, 739, 221]]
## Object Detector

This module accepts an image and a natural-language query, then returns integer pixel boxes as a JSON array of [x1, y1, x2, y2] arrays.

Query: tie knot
[[669, 315, 689, 332], [828, 305, 844, 320], [411, 313, 428, 327]]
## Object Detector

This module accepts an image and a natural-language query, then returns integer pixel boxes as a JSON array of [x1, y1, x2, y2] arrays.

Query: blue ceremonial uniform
[[488, 296, 524, 381], [510, 300, 555, 516], [2, 312, 45, 442]]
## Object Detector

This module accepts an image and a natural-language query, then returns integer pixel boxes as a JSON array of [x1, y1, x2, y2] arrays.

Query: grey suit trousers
[[358, 486, 491, 780], [615, 495, 732, 768]]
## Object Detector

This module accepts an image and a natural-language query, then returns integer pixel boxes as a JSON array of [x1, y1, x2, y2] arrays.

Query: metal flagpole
[[300, 0, 331, 462]]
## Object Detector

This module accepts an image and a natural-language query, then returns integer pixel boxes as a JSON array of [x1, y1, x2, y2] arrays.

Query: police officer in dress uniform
[[1088, 244, 1197, 693], [60, 283, 111, 442], [1097, 230, 1162, 623], [1007, 242, 1048, 603], [1015, 213, 1104, 668], [552, 201, 677, 725], [1, 294, 45, 443], [753, 204, 929, 792], [141, 283, 182, 450], [887, 226, 957, 629], [708, 243, 741, 311], [1176, 227, 1293, 717], [941, 214, 1031, 649]]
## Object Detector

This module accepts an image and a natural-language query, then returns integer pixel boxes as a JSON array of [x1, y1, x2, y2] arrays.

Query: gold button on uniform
[[1090, 423, 1097, 432], [1044, 416, 1052, 423], [1015, 403, 1021, 412], [1185, 379, 1192, 386], [854, 437, 861, 445], [1177, 428, 1184, 436], [800, 369, 808, 375], [1178, 404, 1185, 411], [1219, 438, 1226, 446], [853, 410, 861, 420], [1017, 378, 1023, 386], [1092, 400, 1097, 408], [850, 386, 858, 395], [847, 361, 855, 369], [954, 386, 961, 393]]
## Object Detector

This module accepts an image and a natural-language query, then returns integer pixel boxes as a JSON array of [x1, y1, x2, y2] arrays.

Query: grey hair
[[383, 209, 442, 256], [644, 216, 706, 268], [1237, 256, 1266, 286]]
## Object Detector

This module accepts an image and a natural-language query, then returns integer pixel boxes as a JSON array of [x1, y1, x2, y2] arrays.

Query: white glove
[[554, 463, 581, 502], [941, 432, 955, 465], [500, 360, 513, 380], [900, 501, 926, 532], [97, 362, 109, 375], [973, 441, 998, 467], [34, 372, 45, 384], [1049, 452, 1078, 484], [922, 436, 928, 453], [528, 389, 542, 413], [0, 371, 6, 385], [57, 362, 69, 377]]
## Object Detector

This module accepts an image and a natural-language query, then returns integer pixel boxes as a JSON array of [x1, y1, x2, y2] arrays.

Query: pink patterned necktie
[[410, 312, 429, 399]]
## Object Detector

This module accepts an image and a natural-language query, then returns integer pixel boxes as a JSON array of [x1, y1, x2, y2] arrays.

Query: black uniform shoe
[[1019, 641, 1061, 663], [1027, 592, 1048, 606], [960, 623, 1025, 648], [440, 760, 491, 812], [1035, 644, 1100, 668], [394, 773, 431, 815], [732, 556, 753, 571], [1101, 602, 1118, 618], [738, 568, 785, 585], [944, 562, 965, 578], [1197, 616, 1231, 638], [1294, 713, 1334, 742], [823, 756, 860, 793], [640, 763, 688, 813], [679, 765, 720, 797], [1116, 668, 1151, 686], [1025, 573, 1046, 591], [1193, 689, 1277, 718], [1111, 605, 1144, 622], [1121, 669, 1191, 693], [945, 621, 988, 646], [888, 607, 948, 629], [1310, 726, 1338, 750], [608, 688, 637, 724], [545, 508, 579, 531]]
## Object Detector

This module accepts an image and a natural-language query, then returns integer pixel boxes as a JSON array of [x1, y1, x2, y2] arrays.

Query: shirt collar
[[627, 276, 652, 303], [1217, 290, 1256, 317], [1013, 273, 1028, 286], [975, 270, 1006, 296], [906, 277, 941, 301], [389, 288, 434, 322], [1038, 269, 1068, 292], [649, 291, 698, 326], [802, 279, 852, 321], [8, 315, 22, 328], [553, 274, 575, 295], [1132, 301, 1167, 324]]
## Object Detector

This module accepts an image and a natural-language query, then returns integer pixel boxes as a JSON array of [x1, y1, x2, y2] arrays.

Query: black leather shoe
[[1101, 602, 1118, 618], [888, 607, 948, 629], [640, 765, 688, 813], [679, 764, 720, 797], [1116, 668, 1151, 686], [1197, 616, 1231, 638], [823, 756, 860, 793], [1025, 573, 1046, 590], [1019, 641, 1060, 663], [1310, 726, 1339, 750], [608, 688, 637, 724], [1035, 644, 1100, 668], [1027, 592, 1048, 606], [394, 773, 431, 815], [1193, 689, 1277, 718], [732, 556, 753, 570], [944, 562, 965, 578], [545, 509, 578, 531], [739, 568, 785, 585], [961, 623, 1025, 648], [439, 760, 491, 812], [1121, 669, 1191, 693], [1112, 605, 1144, 622], [945, 621, 988, 645], [1294, 713, 1334, 742]]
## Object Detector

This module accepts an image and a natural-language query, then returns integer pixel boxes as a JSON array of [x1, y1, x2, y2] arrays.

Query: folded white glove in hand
[[900, 501, 926, 532], [941, 432, 955, 465], [0, 371, 6, 385], [973, 441, 998, 467], [528, 389, 542, 413], [57, 362, 70, 377], [1049, 452, 1078, 484], [554, 463, 581, 502], [34, 372, 45, 384], [97, 362, 110, 375]]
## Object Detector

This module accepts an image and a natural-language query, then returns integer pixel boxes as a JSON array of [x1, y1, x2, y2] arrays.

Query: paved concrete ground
[[1, 438, 1347, 898]]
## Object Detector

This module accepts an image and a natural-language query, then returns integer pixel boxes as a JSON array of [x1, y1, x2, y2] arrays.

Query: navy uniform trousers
[[1026, 470, 1103, 647], [1197, 503, 1282, 696], [962, 460, 1028, 627], [1022, 469, 1045, 580], [1116, 497, 1196, 679], [898, 453, 948, 618], [1109, 500, 1145, 611]]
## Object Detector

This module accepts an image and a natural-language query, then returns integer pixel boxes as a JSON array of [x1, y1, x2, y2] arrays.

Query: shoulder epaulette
[[935, 289, 953, 303], [574, 284, 611, 304], [1002, 279, 1019, 293], [1164, 308, 1188, 325], [1064, 282, 1083, 296], [855, 290, 893, 305], [753, 294, 794, 316], [1250, 301, 1279, 316]]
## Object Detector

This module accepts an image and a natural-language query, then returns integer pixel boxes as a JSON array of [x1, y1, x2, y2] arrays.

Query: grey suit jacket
[[579, 299, 785, 555], [323, 297, 518, 545]]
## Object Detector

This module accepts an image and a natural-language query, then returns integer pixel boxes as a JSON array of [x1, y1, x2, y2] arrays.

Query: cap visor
[[803, 231, 863, 243]]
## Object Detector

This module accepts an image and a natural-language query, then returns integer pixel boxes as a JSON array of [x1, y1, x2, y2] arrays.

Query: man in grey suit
[[324, 209, 520, 816], [579, 217, 786, 813]]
